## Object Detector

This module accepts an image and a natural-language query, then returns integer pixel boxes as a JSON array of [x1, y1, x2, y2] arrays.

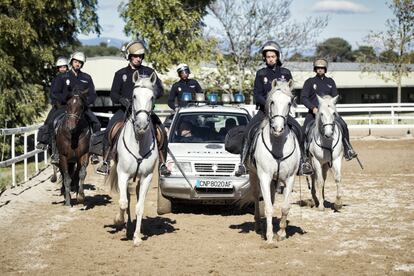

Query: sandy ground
[[0, 138, 413, 275]]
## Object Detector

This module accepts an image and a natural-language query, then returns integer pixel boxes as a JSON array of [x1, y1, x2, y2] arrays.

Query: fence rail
[[1, 103, 414, 188]]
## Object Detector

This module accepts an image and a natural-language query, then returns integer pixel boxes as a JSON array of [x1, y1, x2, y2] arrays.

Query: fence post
[[11, 134, 15, 187], [34, 131, 39, 173], [391, 105, 395, 125], [24, 132, 28, 182]]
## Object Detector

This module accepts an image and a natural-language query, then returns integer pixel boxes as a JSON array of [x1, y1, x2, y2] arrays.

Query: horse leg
[[76, 155, 88, 204], [257, 168, 274, 244], [277, 176, 294, 241], [133, 173, 153, 246], [331, 158, 343, 210], [51, 164, 58, 183], [114, 170, 129, 226], [250, 173, 261, 233], [60, 159, 71, 206], [313, 160, 325, 211]]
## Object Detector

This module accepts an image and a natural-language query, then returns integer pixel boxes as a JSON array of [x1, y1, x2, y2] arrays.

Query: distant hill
[[80, 37, 127, 48]]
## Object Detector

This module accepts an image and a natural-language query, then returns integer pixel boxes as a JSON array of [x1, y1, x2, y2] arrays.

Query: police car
[[157, 93, 254, 214]]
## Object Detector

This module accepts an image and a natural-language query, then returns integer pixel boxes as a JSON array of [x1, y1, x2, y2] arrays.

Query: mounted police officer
[[235, 41, 313, 176], [37, 56, 70, 153], [96, 40, 169, 176], [301, 58, 358, 160], [168, 63, 203, 110], [48, 51, 101, 164]]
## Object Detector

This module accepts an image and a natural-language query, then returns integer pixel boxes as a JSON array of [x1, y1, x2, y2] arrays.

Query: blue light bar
[[234, 92, 245, 103], [181, 92, 193, 102]]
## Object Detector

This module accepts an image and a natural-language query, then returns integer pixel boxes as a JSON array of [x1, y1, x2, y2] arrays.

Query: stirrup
[[235, 164, 246, 177], [159, 163, 171, 176], [90, 154, 100, 164], [51, 154, 59, 165], [299, 161, 313, 176], [36, 143, 48, 151], [345, 149, 358, 161], [96, 162, 110, 175]]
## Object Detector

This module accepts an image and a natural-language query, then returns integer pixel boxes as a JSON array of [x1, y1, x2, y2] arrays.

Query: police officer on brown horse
[[301, 58, 357, 161], [235, 41, 313, 176], [96, 40, 169, 176]]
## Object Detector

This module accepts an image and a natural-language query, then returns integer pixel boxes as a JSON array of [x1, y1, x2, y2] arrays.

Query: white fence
[[1, 103, 413, 188]]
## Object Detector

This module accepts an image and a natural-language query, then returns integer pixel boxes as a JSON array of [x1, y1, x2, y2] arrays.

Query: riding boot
[[235, 140, 249, 177], [336, 117, 358, 161], [96, 144, 111, 175], [50, 134, 59, 165], [289, 121, 313, 176]]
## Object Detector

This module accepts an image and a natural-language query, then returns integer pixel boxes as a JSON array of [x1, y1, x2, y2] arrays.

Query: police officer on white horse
[[168, 63, 203, 110], [96, 40, 169, 176], [235, 41, 313, 176], [301, 58, 358, 161]]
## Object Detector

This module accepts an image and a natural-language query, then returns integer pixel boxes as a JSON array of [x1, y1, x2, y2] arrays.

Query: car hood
[[168, 143, 238, 159]]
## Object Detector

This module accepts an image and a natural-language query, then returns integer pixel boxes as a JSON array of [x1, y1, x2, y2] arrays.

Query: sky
[[78, 0, 393, 50]]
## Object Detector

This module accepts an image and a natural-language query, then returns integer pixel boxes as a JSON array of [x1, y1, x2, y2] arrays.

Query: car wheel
[[157, 182, 172, 215]]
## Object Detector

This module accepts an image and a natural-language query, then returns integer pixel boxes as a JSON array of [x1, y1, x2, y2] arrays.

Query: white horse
[[244, 80, 300, 244], [307, 95, 343, 211], [108, 71, 158, 246]]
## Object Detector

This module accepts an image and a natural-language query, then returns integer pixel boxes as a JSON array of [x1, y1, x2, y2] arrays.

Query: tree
[[352, 45, 378, 62], [0, 0, 101, 129], [316, 37, 354, 62], [287, 52, 313, 62], [364, 0, 414, 103], [78, 43, 120, 57], [207, 0, 328, 100], [119, 0, 217, 72], [0, 0, 100, 159]]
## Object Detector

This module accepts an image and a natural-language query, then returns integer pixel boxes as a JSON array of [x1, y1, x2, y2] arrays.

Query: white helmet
[[313, 58, 328, 72], [55, 56, 68, 67], [261, 40, 282, 66], [122, 41, 146, 60], [70, 51, 86, 66], [177, 63, 190, 75]]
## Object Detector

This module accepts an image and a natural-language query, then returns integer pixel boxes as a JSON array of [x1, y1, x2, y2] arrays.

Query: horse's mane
[[265, 81, 293, 115]]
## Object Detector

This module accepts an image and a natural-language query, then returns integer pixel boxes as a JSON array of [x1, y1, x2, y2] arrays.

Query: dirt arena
[[0, 138, 413, 275]]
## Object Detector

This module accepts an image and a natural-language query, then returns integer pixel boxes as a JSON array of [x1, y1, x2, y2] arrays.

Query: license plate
[[195, 179, 233, 189]]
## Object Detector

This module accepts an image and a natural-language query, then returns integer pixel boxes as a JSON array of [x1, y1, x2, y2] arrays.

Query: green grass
[[0, 160, 48, 190]]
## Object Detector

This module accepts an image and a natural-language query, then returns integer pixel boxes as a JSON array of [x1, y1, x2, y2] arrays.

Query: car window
[[171, 112, 249, 143]]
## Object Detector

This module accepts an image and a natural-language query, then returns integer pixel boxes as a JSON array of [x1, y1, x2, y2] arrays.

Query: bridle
[[267, 100, 291, 127], [130, 84, 154, 133]]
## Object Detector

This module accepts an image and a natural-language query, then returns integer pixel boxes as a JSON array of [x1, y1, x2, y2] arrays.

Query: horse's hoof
[[77, 193, 85, 204], [51, 175, 57, 183], [114, 215, 125, 226], [133, 238, 142, 247], [334, 203, 342, 210], [318, 206, 325, 212], [64, 201, 71, 207], [276, 234, 286, 241]]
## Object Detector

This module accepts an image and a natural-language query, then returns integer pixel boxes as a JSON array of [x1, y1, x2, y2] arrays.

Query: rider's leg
[[49, 108, 64, 164], [150, 113, 171, 176], [85, 109, 101, 164], [303, 113, 315, 154], [287, 115, 313, 176], [96, 110, 124, 175], [235, 111, 265, 176], [335, 115, 357, 160], [36, 107, 57, 150]]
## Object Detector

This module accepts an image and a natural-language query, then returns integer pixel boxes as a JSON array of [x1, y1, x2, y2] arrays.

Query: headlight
[[166, 161, 192, 173]]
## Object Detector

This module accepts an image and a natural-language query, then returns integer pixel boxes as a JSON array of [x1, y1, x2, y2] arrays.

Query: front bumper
[[159, 174, 250, 203]]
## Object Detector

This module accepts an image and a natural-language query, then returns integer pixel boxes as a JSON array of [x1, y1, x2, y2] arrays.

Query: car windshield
[[171, 112, 249, 143]]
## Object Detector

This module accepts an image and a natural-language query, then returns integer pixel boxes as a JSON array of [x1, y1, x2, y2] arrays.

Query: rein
[[122, 118, 156, 183], [261, 126, 297, 182], [312, 121, 340, 167]]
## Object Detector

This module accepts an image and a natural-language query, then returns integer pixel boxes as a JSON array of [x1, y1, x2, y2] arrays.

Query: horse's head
[[316, 95, 338, 138], [64, 89, 88, 132], [131, 71, 157, 135], [266, 79, 294, 136]]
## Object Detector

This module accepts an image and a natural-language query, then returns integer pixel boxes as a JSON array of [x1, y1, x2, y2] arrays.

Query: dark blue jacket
[[110, 65, 163, 107], [168, 79, 202, 110], [254, 65, 292, 110], [301, 75, 338, 111], [51, 70, 97, 106]]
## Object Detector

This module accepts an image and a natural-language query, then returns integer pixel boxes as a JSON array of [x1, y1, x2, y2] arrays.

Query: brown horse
[[56, 90, 91, 206]]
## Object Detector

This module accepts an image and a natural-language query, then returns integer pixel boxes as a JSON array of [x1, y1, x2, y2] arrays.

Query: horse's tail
[[106, 161, 119, 194]]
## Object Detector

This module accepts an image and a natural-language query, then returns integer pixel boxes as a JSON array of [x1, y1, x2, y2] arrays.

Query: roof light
[[222, 93, 231, 103], [234, 92, 245, 103], [181, 92, 192, 102], [195, 93, 205, 102], [208, 93, 218, 103]]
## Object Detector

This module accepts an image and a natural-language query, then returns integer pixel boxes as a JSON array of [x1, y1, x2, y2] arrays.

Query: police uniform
[[51, 70, 101, 132], [103, 64, 164, 149], [301, 75, 338, 129], [301, 74, 356, 159], [168, 79, 202, 110]]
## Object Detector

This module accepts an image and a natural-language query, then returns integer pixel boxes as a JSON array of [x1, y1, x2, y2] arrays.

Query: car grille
[[194, 163, 236, 173]]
